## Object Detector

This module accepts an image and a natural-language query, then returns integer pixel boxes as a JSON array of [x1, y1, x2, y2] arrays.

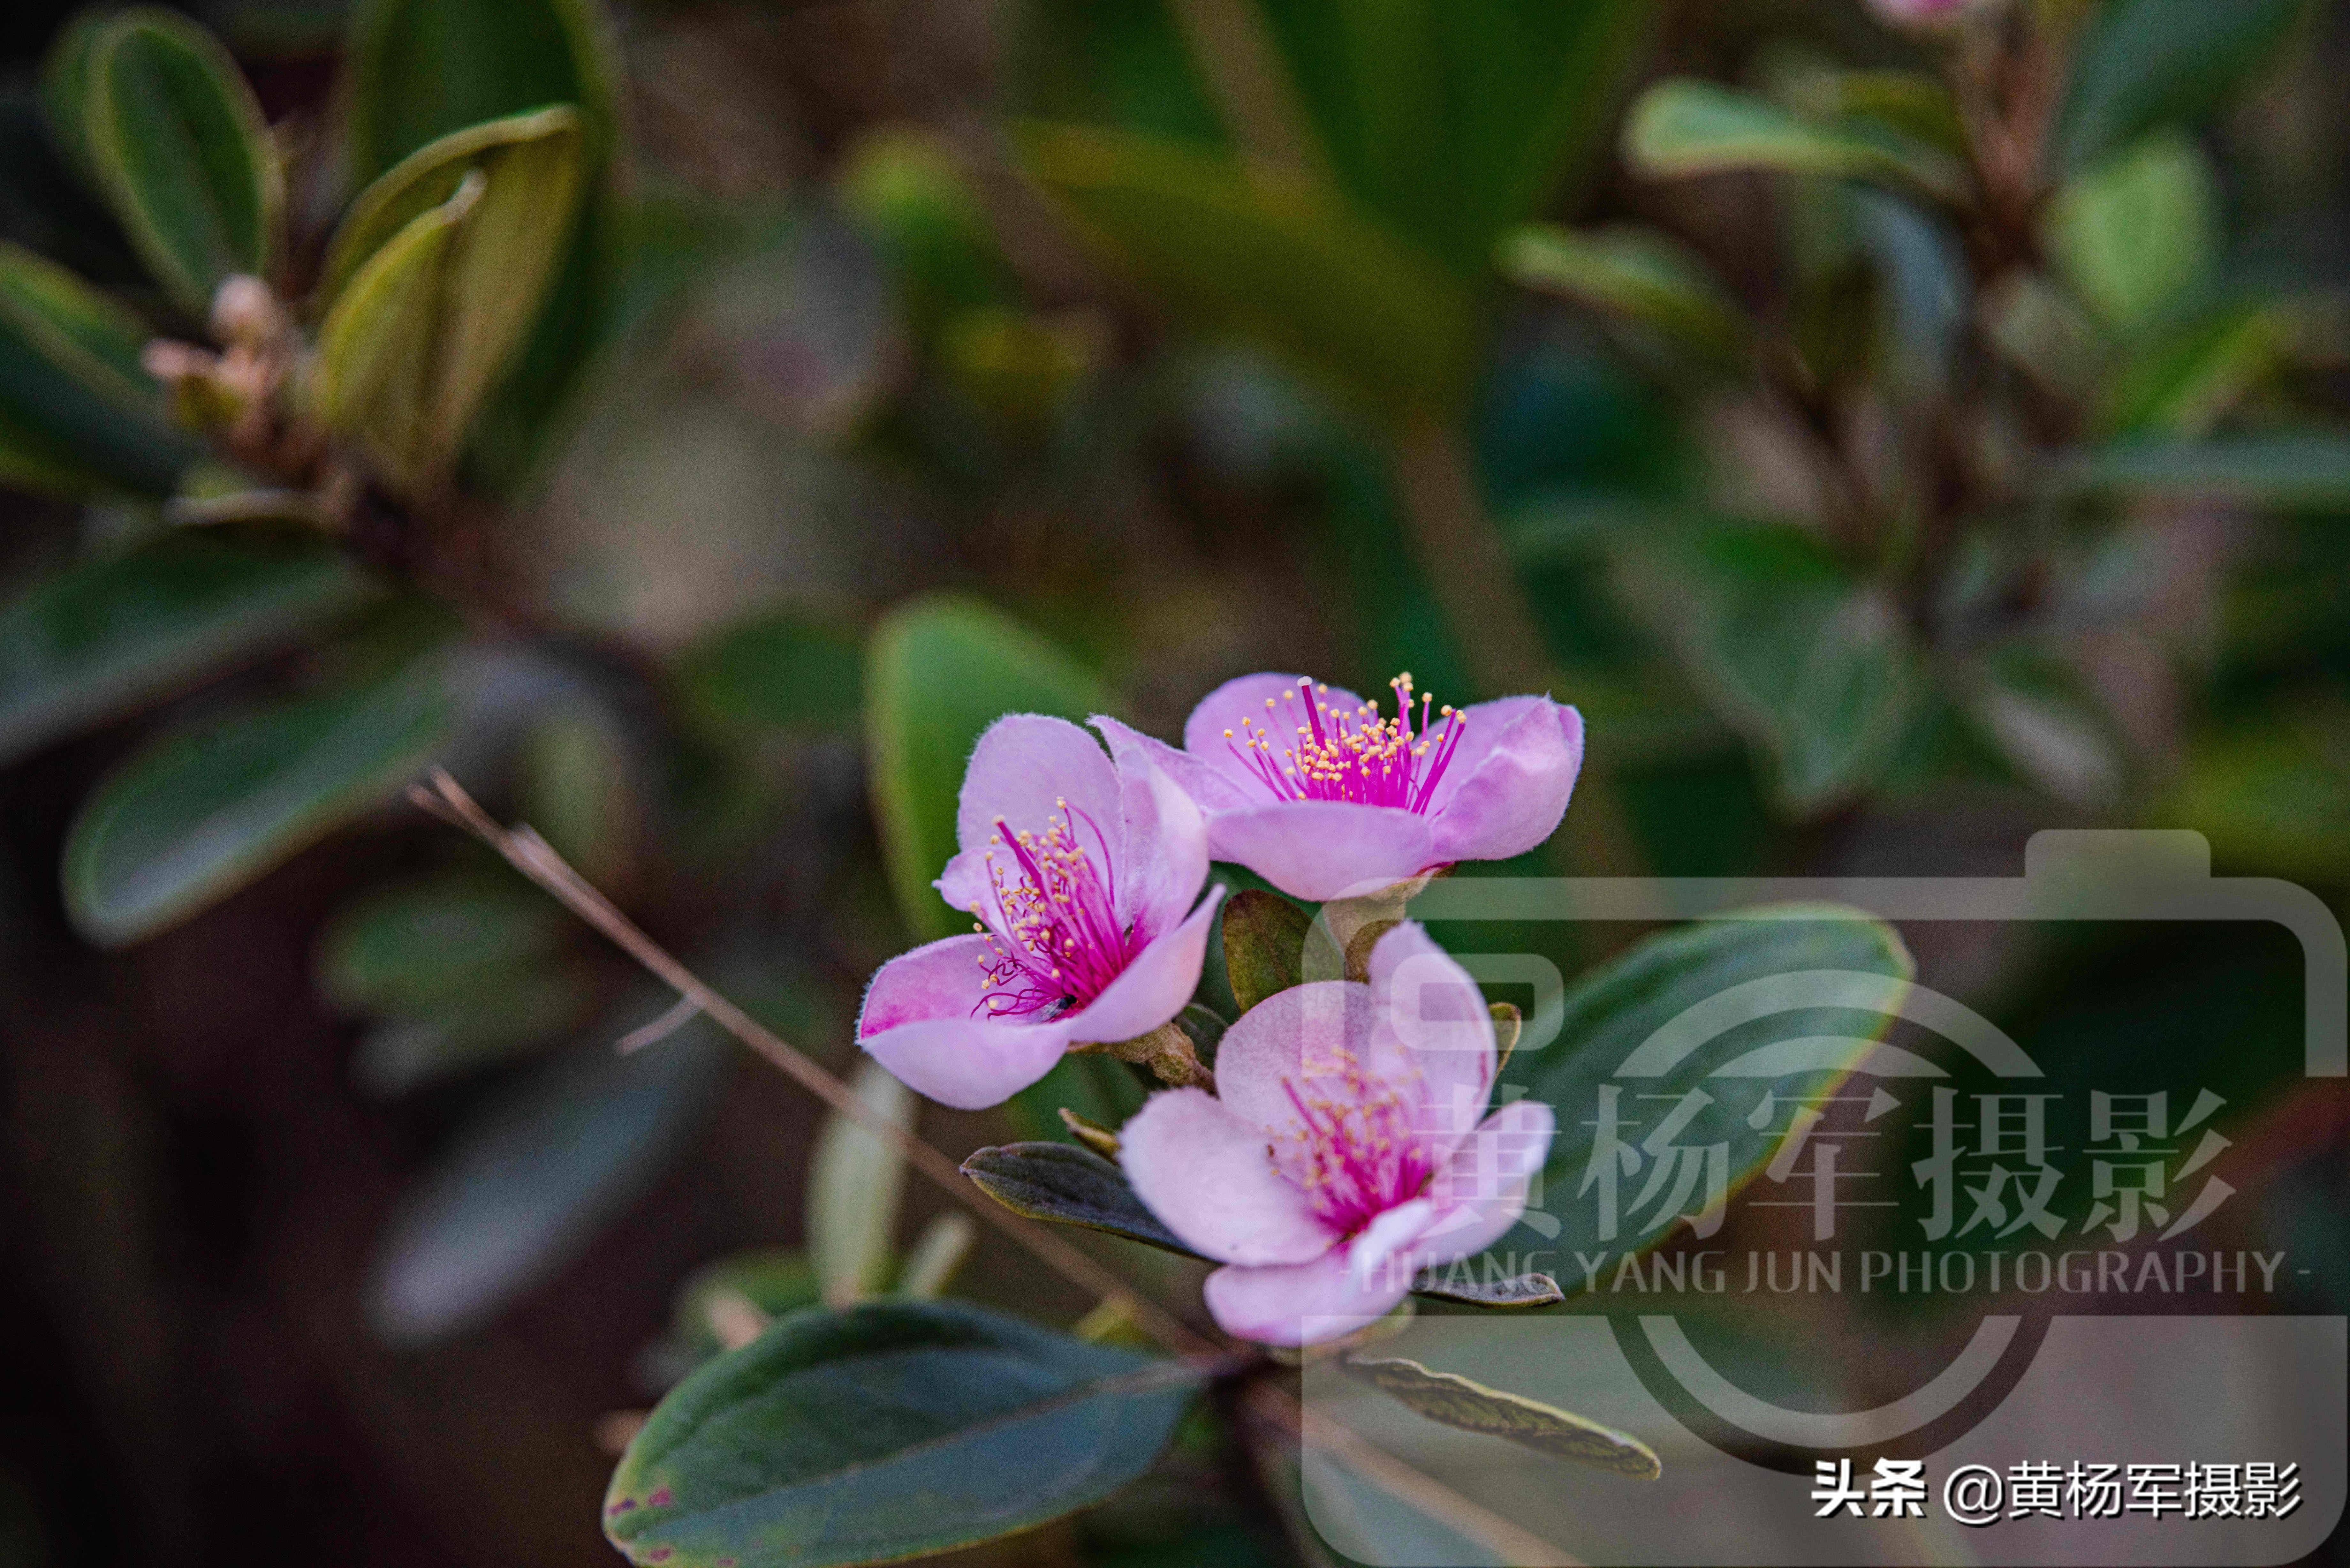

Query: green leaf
[[1954, 642, 2126, 808], [367, 1017, 725, 1345], [2095, 297, 2289, 437], [39, 11, 109, 181], [671, 1250, 822, 1361], [807, 1059, 914, 1308], [863, 594, 1112, 941], [2043, 132, 2218, 334], [0, 241, 197, 495], [1222, 887, 1314, 1013], [960, 1141, 1196, 1256], [0, 534, 372, 765], [320, 105, 582, 305], [1623, 79, 1967, 204], [1406, 1268, 1561, 1309], [341, 0, 619, 187], [348, 968, 595, 1095], [604, 1299, 1206, 1568], [317, 872, 567, 1012], [2058, 433, 2350, 506], [1618, 526, 1921, 811], [77, 9, 280, 318], [1015, 121, 1474, 413], [1513, 909, 1914, 1259], [1340, 1354, 1659, 1478], [315, 110, 588, 492], [674, 606, 864, 738], [2056, 0, 2306, 174], [2172, 721, 2350, 879], [1497, 222, 1748, 361], [62, 659, 453, 944]]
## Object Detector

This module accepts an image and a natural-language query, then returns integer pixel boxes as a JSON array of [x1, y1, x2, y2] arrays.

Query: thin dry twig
[[409, 768, 1577, 1564]]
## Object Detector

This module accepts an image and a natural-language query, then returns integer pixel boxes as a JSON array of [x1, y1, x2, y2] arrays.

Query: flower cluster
[[853, 671, 1580, 1342]]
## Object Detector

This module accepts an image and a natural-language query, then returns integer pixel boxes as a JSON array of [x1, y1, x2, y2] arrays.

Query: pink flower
[[856, 714, 1221, 1109], [1120, 923, 1554, 1346], [1096, 673, 1582, 901]]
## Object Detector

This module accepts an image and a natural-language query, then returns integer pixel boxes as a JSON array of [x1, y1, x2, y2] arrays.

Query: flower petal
[[1367, 922, 1496, 1160], [1111, 744, 1209, 940], [954, 713, 1122, 859], [855, 932, 995, 1035], [858, 1013, 1073, 1110], [1211, 979, 1379, 1139], [1209, 800, 1436, 901], [1120, 1087, 1335, 1266], [1094, 716, 1256, 816], [855, 934, 1076, 1109], [1063, 889, 1223, 1045], [1426, 698, 1583, 864], [1416, 1098, 1556, 1261], [1202, 1240, 1419, 1347]]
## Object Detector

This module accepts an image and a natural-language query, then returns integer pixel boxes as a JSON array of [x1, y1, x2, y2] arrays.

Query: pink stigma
[[1224, 674, 1467, 811], [966, 800, 1139, 1021], [1274, 1050, 1436, 1236]]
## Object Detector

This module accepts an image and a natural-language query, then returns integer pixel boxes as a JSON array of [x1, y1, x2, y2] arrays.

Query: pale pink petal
[[954, 714, 1121, 859], [933, 846, 993, 925], [1180, 672, 1369, 801], [855, 933, 995, 1036], [1120, 1087, 1335, 1266], [1203, 1238, 1419, 1347], [1346, 1196, 1438, 1287], [1110, 746, 1209, 940], [1426, 699, 1583, 864], [1211, 980, 1378, 1139], [855, 933, 1077, 1109], [1209, 801, 1436, 901], [1063, 889, 1222, 1045], [858, 1014, 1073, 1110], [1366, 923, 1496, 1161], [1414, 1099, 1556, 1261], [1094, 716, 1255, 815]]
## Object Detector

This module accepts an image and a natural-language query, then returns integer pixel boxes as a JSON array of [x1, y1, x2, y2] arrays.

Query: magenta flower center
[[1224, 674, 1467, 811], [1274, 1049, 1435, 1235], [967, 800, 1138, 1021]]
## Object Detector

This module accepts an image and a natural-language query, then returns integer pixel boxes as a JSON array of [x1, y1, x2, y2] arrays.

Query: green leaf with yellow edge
[[77, 8, 280, 318], [0, 240, 196, 495], [863, 594, 1112, 941], [1340, 1353, 1660, 1479], [315, 107, 587, 492], [0, 533, 371, 765], [1624, 79, 1967, 205], [603, 1299, 1206, 1568], [63, 658, 452, 944], [1498, 222, 1749, 362], [1016, 121, 1474, 415], [320, 105, 582, 304]]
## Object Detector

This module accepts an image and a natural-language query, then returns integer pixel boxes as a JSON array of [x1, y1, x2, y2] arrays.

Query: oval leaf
[[1513, 907, 1914, 1262], [1498, 222, 1749, 361], [367, 1016, 725, 1345], [62, 659, 452, 944], [1623, 79, 1966, 204], [863, 594, 1112, 940], [1340, 1354, 1660, 1479], [1016, 121, 1474, 414], [2056, 0, 2305, 174], [2043, 132, 2218, 333], [960, 1141, 1196, 1256], [1406, 1269, 1562, 1309], [79, 9, 279, 317], [0, 240, 196, 495], [318, 872, 567, 1011], [605, 1299, 1205, 1568], [316, 111, 586, 492], [320, 105, 582, 305], [1222, 887, 1313, 1014], [0, 534, 372, 765]]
